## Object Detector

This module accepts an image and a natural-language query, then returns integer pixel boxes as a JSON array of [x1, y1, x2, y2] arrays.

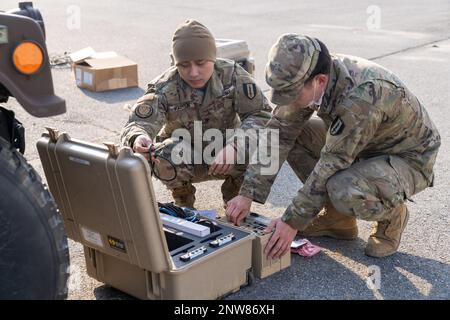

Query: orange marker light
[[13, 41, 44, 75]]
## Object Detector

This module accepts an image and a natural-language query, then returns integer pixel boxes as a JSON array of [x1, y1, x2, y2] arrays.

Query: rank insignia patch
[[330, 117, 345, 136], [243, 83, 256, 100]]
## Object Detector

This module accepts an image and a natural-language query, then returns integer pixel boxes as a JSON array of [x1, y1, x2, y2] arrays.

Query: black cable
[[158, 202, 199, 222], [148, 144, 177, 182], [158, 202, 185, 218]]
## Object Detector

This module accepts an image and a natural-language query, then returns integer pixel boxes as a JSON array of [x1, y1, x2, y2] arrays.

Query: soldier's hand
[[264, 218, 297, 260], [225, 195, 252, 226], [133, 135, 153, 161], [208, 144, 237, 176]]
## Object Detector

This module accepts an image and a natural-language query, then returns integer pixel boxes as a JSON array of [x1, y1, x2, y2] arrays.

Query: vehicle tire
[[0, 137, 69, 299]]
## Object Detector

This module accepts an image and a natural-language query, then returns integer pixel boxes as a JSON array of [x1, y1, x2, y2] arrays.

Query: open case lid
[[36, 128, 172, 273]]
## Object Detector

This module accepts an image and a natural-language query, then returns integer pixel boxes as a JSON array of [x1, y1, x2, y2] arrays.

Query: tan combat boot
[[299, 203, 358, 240], [365, 203, 409, 258]]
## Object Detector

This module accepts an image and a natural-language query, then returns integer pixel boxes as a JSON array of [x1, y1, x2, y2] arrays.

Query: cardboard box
[[69, 47, 138, 92], [216, 38, 255, 76], [169, 39, 255, 76], [216, 39, 250, 60]]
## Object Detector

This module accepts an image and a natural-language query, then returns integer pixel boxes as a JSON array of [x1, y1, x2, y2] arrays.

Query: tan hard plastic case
[[218, 215, 291, 279], [37, 129, 254, 299]]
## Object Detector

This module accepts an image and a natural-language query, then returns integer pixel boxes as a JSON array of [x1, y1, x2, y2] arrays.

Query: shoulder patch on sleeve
[[243, 83, 257, 100], [330, 116, 345, 136], [135, 104, 153, 118]]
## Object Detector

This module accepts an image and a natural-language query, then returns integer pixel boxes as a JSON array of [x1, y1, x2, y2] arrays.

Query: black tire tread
[[0, 137, 69, 299]]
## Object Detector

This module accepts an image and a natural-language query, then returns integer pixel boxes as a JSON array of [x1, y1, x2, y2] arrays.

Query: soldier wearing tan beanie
[[121, 20, 272, 209], [172, 19, 217, 65]]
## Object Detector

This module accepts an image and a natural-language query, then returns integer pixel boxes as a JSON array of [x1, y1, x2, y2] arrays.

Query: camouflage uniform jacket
[[121, 58, 272, 147], [240, 54, 441, 230]]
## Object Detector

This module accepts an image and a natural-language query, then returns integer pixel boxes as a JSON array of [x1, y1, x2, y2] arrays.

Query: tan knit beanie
[[172, 19, 216, 65]]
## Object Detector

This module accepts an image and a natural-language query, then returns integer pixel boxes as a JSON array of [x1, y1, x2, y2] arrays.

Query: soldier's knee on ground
[[326, 172, 386, 221], [327, 156, 417, 222]]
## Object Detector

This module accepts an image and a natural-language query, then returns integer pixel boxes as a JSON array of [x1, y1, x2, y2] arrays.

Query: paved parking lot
[[3, 0, 449, 299]]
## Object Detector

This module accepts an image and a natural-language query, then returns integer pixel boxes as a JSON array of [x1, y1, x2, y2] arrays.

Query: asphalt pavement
[[2, 0, 449, 299]]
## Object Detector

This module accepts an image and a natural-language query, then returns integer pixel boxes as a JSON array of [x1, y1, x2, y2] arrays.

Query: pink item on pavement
[[291, 239, 321, 257]]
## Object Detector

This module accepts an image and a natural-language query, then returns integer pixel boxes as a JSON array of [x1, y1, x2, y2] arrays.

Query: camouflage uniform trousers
[[287, 117, 429, 221], [152, 137, 247, 208]]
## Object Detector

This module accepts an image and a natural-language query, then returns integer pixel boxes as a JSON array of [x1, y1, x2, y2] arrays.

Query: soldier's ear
[[316, 74, 328, 86]]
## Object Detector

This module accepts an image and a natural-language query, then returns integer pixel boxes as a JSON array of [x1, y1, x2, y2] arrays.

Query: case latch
[[103, 142, 119, 157], [45, 127, 60, 142]]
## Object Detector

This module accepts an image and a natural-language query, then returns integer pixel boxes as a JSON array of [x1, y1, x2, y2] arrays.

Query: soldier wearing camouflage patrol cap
[[226, 33, 441, 258], [121, 19, 272, 209]]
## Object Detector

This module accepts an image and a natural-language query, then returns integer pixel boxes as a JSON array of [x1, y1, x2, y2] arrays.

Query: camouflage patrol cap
[[265, 34, 322, 105]]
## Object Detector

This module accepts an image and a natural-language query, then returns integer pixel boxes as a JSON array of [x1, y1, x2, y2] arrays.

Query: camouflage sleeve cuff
[[238, 184, 268, 204], [123, 129, 151, 148], [127, 134, 140, 148], [281, 205, 314, 231]]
